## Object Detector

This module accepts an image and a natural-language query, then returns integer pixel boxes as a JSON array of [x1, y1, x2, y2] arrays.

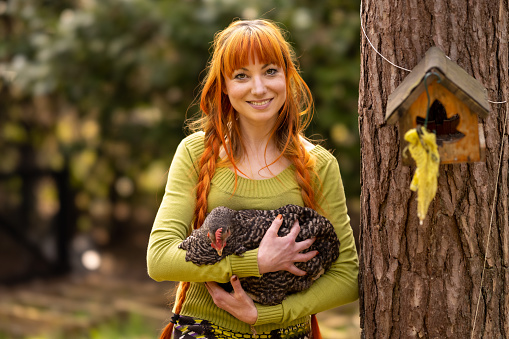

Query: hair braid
[[193, 133, 220, 230], [159, 132, 220, 339], [290, 141, 318, 211]]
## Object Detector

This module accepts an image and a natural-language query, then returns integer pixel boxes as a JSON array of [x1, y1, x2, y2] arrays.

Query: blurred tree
[[0, 0, 360, 280]]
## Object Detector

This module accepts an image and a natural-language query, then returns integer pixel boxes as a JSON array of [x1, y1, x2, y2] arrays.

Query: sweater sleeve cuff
[[254, 303, 283, 325], [229, 249, 261, 278]]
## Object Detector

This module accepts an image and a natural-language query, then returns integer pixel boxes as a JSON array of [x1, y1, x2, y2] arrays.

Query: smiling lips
[[247, 98, 273, 107]]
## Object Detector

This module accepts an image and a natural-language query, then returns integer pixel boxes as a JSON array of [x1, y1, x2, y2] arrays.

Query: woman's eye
[[234, 73, 247, 80], [266, 68, 278, 75]]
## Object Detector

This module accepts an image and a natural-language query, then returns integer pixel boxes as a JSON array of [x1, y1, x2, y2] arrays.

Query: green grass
[[89, 313, 159, 339], [0, 313, 160, 339]]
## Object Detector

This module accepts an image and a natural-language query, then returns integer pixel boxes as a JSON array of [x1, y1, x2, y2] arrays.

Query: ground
[[0, 246, 360, 338]]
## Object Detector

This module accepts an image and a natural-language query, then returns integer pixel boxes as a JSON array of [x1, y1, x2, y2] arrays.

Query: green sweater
[[147, 132, 359, 334]]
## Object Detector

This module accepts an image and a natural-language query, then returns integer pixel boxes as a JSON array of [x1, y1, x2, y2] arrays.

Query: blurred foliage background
[[0, 0, 360, 337]]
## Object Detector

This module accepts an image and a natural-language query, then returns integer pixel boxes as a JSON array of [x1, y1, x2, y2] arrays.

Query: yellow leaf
[[404, 127, 440, 224]]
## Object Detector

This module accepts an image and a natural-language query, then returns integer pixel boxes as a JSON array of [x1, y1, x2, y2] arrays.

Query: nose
[[251, 75, 267, 96]]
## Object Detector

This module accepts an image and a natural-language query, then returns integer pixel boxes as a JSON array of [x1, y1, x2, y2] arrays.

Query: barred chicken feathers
[[178, 204, 340, 305]]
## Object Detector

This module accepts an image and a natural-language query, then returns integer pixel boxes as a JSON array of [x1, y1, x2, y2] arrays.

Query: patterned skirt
[[173, 315, 312, 339]]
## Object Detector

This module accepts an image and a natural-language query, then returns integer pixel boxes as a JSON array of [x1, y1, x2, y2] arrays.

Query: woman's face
[[224, 56, 286, 130]]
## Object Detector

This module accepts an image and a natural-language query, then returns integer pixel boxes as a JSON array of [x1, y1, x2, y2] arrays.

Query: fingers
[[295, 237, 316, 252], [229, 275, 243, 293], [205, 281, 231, 308], [287, 264, 307, 276], [294, 250, 318, 263], [260, 216, 319, 275], [205, 278, 243, 296], [266, 214, 283, 236], [204, 281, 219, 295], [287, 219, 301, 240], [204, 278, 257, 324]]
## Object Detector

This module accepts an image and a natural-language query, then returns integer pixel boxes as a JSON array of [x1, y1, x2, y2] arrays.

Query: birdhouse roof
[[385, 47, 490, 124]]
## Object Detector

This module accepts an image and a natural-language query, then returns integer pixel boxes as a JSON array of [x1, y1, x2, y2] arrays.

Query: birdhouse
[[385, 47, 490, 164]]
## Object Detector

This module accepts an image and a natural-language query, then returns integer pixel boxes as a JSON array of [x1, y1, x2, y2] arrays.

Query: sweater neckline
[[211, 145, 326, 197]]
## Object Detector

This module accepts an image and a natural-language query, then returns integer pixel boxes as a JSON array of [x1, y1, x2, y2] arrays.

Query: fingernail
[[277, 214, 282, 220], [232, 275, 238, 281]]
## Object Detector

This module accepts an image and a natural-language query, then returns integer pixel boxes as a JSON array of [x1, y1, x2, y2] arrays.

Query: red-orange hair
[[161, 19, 319, 338]]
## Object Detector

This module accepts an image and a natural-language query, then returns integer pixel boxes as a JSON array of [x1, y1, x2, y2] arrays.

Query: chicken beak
[[216, 248, 223, 257]]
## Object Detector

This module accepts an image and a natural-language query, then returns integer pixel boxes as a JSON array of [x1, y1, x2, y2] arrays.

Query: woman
[[147, 19, 358, 338]]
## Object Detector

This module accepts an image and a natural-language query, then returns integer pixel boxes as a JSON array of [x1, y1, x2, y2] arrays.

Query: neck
[[235, 118, 278, 153], [235, 131, 290, 180], [242, 133, 274, 155], [238, 120, 276, 148]]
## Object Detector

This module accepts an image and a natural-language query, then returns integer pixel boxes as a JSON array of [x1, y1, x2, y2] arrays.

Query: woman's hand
[[257, 215, 318, 275], [205, 275, 257, 324]]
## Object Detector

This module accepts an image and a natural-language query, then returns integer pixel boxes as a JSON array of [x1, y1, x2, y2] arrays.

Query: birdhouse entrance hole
[[416, 99, 465, 146]]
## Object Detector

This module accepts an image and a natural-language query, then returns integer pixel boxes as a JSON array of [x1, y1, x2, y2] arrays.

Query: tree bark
[[358, 0, 508, 338]]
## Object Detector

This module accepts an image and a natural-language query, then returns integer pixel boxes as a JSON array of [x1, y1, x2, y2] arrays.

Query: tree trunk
[[358, 1, 508, 338]]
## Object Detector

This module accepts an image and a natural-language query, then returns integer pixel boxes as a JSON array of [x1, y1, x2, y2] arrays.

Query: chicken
[[178, 204, 340, 305]]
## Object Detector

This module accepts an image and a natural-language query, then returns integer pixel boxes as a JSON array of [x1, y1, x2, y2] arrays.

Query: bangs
[[220, 25, 287, 77]]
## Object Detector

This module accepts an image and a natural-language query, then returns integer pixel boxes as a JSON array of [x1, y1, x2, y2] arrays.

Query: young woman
[[147, 19, 358, 339]]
